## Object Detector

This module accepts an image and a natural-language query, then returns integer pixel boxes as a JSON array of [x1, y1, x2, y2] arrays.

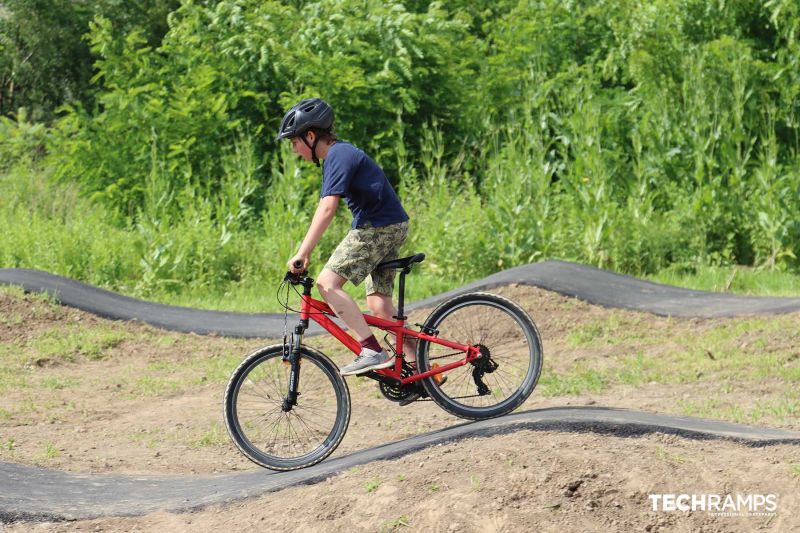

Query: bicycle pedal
[[398, 394, 419, 406], [398, 388, 426, 406]]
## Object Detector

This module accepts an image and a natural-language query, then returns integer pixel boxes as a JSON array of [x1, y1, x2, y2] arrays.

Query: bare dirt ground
[[1, 285, 799, 532]]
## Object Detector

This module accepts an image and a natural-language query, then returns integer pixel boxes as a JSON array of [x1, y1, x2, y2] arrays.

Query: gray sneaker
[[340, 348, 394, 376]]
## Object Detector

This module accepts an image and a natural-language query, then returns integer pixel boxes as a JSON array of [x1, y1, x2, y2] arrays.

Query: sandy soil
[[1, 285, 799, 531]]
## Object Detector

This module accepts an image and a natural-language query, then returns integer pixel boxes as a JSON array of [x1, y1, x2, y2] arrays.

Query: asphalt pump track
[[1, 262, 800, 521], [3, 260, 800, 338]]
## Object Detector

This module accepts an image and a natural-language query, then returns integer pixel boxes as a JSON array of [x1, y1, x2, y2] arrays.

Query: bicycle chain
[[426, 351, 463, 361]]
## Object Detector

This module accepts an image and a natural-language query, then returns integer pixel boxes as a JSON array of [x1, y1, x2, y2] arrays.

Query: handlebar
[[285, 258, 311, 286], [284, 269, 310, 285]]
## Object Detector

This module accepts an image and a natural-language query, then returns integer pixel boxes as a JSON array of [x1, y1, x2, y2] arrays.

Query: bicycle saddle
[[377, 253, 425, 270]]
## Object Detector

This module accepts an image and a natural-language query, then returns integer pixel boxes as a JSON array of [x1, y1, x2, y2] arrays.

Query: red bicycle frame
[[300, 293, 480, 385]]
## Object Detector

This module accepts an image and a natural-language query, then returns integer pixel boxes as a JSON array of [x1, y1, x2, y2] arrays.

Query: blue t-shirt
[[321, 141, 409, 229]]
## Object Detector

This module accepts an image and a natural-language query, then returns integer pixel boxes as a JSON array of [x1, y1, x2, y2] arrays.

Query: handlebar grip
[[293, 260, 304, 269]]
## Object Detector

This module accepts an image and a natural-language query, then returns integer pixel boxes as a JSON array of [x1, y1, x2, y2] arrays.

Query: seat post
[[394, 267, 410, 321]]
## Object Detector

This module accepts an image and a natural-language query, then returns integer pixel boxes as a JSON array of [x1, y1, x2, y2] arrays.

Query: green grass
[[24, 326, 130, 364], [536, 313, 800, 420], [675, 392, 800, 426], [677, 397, 751, 424], [566, 313, 652, 348], [0, 322, 132, 391], [379, 515, 410, 532], [655, 446, 686, 465], [190, 422, 228, 449], [40, 377, 81, 390], [194, 351, 246, 383], [676, 386, 799, 426], [538, 366, 606, 397], [365, 478, 382, 493], [7, 0, 800, 317], [614, 353, 661, 385], [132, 375, 184, 397], [647, 265, 800, 297], [0, 366, 30, 393], [0, 285, 58, 305], [42, 442, 59, 460]]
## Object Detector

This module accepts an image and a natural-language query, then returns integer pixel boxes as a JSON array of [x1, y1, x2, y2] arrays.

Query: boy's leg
[[317, 269, 374, 341], [317, 268, 393, 375], [366, 293, 418, 363], [321, 221, 409, 375]]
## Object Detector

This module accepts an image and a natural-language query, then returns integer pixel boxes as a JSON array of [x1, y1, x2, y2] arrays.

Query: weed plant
[[2, 1, 800, 310]]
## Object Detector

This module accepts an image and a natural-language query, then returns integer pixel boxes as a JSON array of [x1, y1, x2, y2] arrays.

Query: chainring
[[378, 364, 417, 402]]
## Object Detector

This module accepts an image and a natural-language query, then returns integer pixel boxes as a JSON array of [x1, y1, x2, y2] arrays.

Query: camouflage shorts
[[324, 221, 409, 296]]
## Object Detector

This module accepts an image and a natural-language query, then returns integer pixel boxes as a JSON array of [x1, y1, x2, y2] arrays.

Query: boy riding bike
[[224, 98, 542, 470], [277, 97, 416, 376]]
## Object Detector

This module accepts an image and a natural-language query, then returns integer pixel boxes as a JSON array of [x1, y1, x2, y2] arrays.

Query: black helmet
[[275, 98, 334, 141]]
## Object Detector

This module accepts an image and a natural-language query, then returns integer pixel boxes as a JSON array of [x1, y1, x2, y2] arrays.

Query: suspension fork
[[283, 277, 313, 412]]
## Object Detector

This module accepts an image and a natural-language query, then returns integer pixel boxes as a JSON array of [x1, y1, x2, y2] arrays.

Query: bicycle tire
[[417, 292, 543, 420], [224, 344, 351, 471]]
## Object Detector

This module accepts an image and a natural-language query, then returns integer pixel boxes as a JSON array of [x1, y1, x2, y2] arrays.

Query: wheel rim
[[231, 353, 342, 462], [423, 300, 536, 411]]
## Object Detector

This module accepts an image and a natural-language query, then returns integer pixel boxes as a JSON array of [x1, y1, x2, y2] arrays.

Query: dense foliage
[[0, 0, 181, 120], [2, 0, 800, 307]]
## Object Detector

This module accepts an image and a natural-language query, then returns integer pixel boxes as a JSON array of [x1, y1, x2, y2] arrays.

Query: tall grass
[[3, 13, 800, 311]]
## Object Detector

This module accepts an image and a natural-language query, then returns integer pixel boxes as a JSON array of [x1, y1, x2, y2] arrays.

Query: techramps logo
[[648, 493, 779, 517]]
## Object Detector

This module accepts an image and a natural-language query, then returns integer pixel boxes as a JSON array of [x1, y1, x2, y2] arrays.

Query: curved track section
[[2, 407, 799, 522], [2, 261, 800, 338], [0, 268, 323, 338]]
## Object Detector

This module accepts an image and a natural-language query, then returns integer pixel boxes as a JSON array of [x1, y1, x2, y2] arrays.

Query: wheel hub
[[471, 344, 498, 373]]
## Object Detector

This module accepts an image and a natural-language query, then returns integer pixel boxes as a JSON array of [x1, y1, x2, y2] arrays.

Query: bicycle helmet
[[276, 98, 334, 139], [276, 98, 334, 166]]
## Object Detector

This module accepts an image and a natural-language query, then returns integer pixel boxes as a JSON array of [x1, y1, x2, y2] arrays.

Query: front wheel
[[418, 292, 543, 420], [224, 344, 351, 471]]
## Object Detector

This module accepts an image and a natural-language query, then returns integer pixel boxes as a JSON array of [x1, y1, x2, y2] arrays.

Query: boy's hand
[[287, 254, 309, 273]]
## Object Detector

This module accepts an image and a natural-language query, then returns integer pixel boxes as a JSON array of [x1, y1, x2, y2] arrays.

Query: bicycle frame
[[297, 289, 481, 386]]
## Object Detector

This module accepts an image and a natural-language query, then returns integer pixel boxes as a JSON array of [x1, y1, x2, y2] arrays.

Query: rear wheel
[[224, 344, 350, 471], [417, 292, 543, 420]]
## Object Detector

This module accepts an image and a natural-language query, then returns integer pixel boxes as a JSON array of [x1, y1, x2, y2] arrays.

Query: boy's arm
[[288, 195, 340, 272]]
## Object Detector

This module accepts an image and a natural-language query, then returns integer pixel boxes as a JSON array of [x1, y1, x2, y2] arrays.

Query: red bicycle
[[224, 253, 543, 471]]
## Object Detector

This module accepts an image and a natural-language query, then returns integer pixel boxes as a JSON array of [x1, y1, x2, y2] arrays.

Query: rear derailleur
[[471, 344, 497, 396]]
